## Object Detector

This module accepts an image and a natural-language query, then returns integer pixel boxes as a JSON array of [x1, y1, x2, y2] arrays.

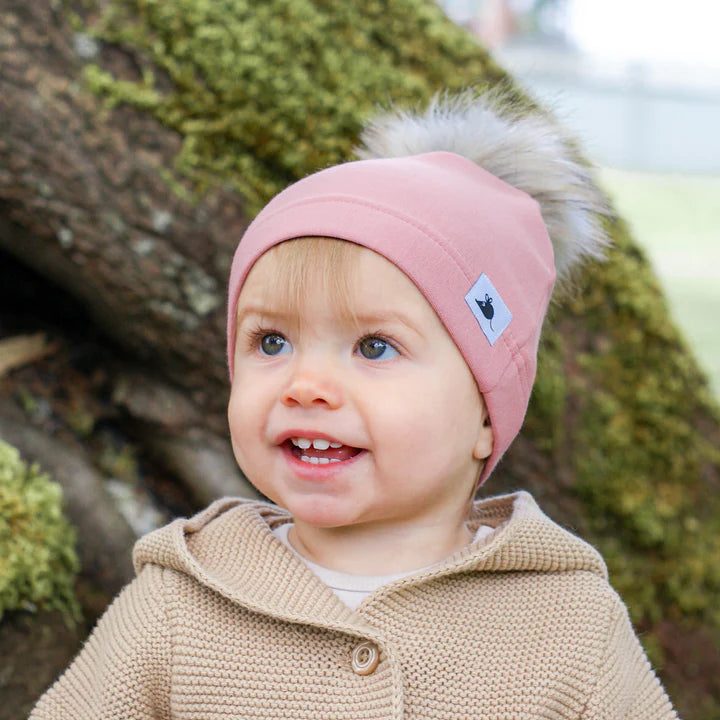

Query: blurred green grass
[[599, 168, 720, 397]]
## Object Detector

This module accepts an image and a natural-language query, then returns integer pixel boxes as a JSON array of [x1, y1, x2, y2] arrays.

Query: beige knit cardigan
[[30, 491, 679, 719]]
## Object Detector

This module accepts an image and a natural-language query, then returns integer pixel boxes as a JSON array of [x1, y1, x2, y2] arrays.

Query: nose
[[281, 362, 343, 410]]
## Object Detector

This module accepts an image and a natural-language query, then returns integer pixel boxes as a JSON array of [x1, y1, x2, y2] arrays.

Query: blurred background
[[440, 0, 720, 396], [3, 3, 719, 717]]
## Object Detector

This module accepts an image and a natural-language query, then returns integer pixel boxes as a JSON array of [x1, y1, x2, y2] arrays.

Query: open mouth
[[284, 437, 363, 465]]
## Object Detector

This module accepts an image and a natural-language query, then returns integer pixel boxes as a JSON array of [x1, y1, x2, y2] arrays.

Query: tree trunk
[[0, 0, 246, 411], [1, 1, 719, 718], [0, 0, 260, 514]]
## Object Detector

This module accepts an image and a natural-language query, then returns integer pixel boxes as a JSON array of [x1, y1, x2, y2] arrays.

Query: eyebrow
[[349, 310, 424, 336], [236, 304, 424, 337], [235, 305, 293, 325]]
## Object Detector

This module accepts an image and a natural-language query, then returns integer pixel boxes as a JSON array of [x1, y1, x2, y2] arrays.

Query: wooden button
[[351, 641, 379, 675]]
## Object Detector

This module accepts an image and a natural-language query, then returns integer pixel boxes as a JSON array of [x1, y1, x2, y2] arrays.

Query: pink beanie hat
[[227, 92, 609, 483]]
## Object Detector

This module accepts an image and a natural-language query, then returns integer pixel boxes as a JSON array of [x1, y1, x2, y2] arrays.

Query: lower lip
[[281, 443, 365, 479]]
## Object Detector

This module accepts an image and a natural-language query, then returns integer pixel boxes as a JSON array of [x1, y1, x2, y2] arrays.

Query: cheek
[[227, 391, 248, 464], [227, 379, 264, 451], [227, 388, 276, 495], [366, 381, 452, 455], [378, 372, 482, 463]]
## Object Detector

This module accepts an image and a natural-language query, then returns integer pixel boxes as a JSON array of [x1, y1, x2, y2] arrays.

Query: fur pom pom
[[355, 89, 612, 284]]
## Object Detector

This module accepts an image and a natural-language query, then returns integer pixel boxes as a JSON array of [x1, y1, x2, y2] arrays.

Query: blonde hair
[[241, 236, 368, 326]]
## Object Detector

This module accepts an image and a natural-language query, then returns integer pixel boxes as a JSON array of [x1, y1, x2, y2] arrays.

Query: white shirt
[[272, 522, 497, 609]]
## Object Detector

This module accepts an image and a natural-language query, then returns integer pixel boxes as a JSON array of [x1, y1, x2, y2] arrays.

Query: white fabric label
[[464, 273, 512, 346]]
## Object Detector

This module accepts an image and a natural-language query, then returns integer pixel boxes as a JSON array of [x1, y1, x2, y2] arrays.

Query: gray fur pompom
[[355, 89, 612, 283]]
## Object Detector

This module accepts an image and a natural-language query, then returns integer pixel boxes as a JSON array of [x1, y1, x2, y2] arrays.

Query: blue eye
[[260, 333, 291, 356], [357, 337, 399, 361]]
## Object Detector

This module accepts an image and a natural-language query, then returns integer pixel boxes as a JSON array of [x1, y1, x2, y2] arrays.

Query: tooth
[[300, 455, 311, 463], [309, 457, 320, 465], [329, 442, 342, 448], [329, 458, 340, 463], [312, 439, 330, 450], [295, 438, 311, 449], [317, 457, 330, 465]]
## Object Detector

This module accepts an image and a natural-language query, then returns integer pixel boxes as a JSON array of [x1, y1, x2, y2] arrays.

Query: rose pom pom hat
[[227, 90, 610, 483]]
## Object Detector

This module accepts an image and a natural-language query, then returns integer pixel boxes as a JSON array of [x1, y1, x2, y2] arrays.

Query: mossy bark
[[1, 0, 719, 716]]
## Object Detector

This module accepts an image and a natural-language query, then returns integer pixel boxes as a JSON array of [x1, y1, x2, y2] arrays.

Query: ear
[[472, 399, 493, 461]]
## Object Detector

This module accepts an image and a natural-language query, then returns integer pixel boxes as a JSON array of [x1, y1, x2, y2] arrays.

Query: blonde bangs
[[251, 237, 365, 326]]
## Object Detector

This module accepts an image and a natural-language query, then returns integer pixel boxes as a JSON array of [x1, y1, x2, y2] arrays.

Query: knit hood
[[132, 492, 606, 628]]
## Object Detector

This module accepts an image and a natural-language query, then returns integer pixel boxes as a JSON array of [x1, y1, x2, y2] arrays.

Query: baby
[[31, 92, 679, 719]]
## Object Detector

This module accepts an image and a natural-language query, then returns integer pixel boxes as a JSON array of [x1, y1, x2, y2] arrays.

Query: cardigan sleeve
[[29, 563, 172, 720], [581, 596, 679, 720]]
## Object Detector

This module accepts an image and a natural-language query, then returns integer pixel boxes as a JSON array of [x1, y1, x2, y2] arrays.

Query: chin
[[285, 496, 363, 529]]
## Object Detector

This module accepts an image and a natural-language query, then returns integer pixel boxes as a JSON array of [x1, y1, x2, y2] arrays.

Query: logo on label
[[464, 274, 511, 346], [476, 294, 495, 330]]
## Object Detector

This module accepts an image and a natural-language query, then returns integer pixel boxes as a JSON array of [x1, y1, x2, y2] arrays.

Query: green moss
[[524, 326, 568, 454], [0, 440, 81, 623], [529, 219, 720, 631], [79, 0, 505, 215]]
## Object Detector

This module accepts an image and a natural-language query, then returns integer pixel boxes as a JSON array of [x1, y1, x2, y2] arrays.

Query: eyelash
[[356, 331, 401, 356], [241, 326, 402, 358], [242, 325, 283, 353]]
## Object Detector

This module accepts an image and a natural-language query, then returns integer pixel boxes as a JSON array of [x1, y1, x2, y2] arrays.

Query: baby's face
[[228, 244, 493, 531]]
